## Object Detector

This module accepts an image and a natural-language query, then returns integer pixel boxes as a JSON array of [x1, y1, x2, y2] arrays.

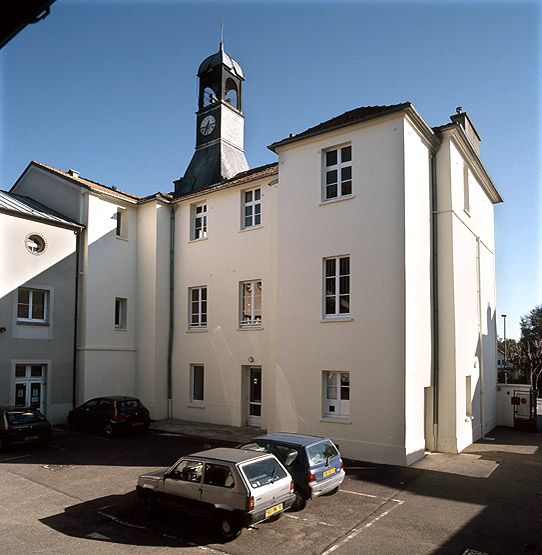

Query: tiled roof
[[268, 102, 412, 151], [177, 162, 279, 200], [28, 161, 141, 203], [0, 190, 83, 229]]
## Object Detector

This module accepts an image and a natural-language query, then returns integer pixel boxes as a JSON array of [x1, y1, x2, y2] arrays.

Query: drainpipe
[[72, 229, 81, 409], [166, 204, 175, 418], [476, 237, 485, 436], [430, 152, 439, 451]]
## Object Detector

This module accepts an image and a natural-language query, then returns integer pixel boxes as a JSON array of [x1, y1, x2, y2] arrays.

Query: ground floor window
[[322, 371, 350, 417], [13, 363, 47, 413], [190, 364, 204, 403]]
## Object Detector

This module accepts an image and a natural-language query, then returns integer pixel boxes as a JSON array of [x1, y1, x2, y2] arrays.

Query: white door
[[247, 367, 262, 427], [14, 364, 47, 413]]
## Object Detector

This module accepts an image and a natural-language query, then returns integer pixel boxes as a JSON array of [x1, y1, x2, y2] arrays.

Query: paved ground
[[0, 424, 541, 554]]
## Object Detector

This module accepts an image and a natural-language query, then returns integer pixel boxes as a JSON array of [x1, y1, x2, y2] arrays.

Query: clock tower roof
[[197, 43, 244, 79]]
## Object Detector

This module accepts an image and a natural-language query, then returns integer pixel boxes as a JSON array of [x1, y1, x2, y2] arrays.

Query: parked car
[[0, 406, 51, 449], [137, 447, 296, 540], [238, 433, 345, 511], [68, 396, 151, 437]]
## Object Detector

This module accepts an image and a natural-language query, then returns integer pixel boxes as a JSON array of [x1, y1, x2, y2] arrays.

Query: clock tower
[[175, 44, 249, 196]]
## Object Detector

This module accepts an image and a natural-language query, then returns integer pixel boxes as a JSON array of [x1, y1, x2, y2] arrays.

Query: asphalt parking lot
[[1, 426, 541, 554]]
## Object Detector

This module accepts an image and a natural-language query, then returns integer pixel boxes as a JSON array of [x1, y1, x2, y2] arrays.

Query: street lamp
[[501, 314, 507, 384]]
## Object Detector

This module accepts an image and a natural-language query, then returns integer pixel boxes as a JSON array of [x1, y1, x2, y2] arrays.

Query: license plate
[[323, 467, 336, 478], [265, 503, 283, 518], [25, 435, 39, 441]]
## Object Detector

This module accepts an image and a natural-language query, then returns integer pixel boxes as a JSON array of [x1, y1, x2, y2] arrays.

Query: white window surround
[[242, 187, 261, 229], [190, 364, 205, 404], [115, 298, 127, 330], [322, 144, 352, 201], [116, 208, 128, 239], [323, 256, 350, 318], [191, 202, 208, 240], [17, 287, 49, 324], [240, 280, 262, 327], [322, 371, 350, 418], [189, 286, 207, 329]]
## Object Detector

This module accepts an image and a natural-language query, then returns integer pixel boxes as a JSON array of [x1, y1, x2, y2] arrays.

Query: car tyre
[[103, 423, 114, 438], [288, 488, 307, 512], [214, 511, 241, 541]]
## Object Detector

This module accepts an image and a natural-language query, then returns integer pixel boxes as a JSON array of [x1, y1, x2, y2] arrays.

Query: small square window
[[17, 288, 49, 324]]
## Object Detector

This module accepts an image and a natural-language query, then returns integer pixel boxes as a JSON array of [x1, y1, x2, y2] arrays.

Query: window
[[189, 287, 207, 328], [17, 288, 48, 323], [190, 364, 204, 403], [191, 203, 208, 240], [116, 209, 127, 238], [243, 188, 261, 228], [204, 463, 235, 488], [240, 280, 262, 327], [323, 371, 350, 417], [324, 256, 350, 317], [171, 459, 203, 483], [114, 298, 127, 330], [323, 145, 352, 201]]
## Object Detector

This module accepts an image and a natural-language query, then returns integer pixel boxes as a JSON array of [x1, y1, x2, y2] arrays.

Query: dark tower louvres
[[174, 44, 249, 197]]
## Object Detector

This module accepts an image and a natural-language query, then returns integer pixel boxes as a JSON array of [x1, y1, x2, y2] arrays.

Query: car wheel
[[103, 423, 114, 438], [288, 488, 307, 512], [67, 417, 76, 431], [214, 511, 241, 541]]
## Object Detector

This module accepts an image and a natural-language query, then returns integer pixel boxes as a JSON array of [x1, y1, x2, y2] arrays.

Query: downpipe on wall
[[167, 204, 175, 419]]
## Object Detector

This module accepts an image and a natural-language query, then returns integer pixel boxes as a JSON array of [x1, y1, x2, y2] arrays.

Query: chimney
[[67, 169, 79, 178], [450, 108, 481, 156]]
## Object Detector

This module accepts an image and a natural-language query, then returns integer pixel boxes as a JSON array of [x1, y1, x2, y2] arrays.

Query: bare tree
[[507, 338, 542, 393]]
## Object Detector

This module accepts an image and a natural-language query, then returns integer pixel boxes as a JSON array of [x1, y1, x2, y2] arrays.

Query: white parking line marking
[[341, 489, 403, 503], [0, 454, 32, 462], [321, 498, 405, 555], [284, 513, 335, 527]]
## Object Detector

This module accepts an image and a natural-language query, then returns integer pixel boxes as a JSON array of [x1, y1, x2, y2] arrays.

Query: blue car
[[239, 433, 345, 511]]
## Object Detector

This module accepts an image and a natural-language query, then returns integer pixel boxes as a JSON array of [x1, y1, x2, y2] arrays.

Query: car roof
[[0, 406, 41, 412], [252, 433, 331, 447], [188, 447, 275, 464], [86, 396, 139, 402]]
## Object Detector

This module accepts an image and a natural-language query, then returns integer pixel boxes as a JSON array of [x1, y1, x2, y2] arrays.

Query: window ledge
[[187, 403, 205, 409], [321, 317, 353, 323], [320, 417, 352, 425], [115, 235, 128, 241], [320, 194, 355, 206], [463, 208, 471, 217], [238, 326, 264, 331], [189, 237, 208, 243], [17, 320, 49, 327], [187, 327, 208, 333], [114, 327, 127, 332], [239, 225, 263, 233]]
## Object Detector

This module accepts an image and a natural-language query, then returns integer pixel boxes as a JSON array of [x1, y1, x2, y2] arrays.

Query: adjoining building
[[0, 45, 502, 465]]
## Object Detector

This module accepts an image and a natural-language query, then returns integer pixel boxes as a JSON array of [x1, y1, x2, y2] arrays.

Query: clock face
[[200, 114, 216, 136]]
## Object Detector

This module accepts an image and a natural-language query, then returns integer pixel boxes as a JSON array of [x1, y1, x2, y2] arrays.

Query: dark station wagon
[[68, 396, 151, 437], [0, 406, 51, 449]]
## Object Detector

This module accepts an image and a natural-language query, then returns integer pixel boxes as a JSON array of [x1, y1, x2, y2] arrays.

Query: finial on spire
[[219, 17, 224, 51]]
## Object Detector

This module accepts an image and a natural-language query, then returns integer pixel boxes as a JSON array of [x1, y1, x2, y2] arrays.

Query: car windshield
[[306, 441, 339, 466], [7, 409, 46, 425], [241, 457, 287, 489], [116, 400, 141, 414]]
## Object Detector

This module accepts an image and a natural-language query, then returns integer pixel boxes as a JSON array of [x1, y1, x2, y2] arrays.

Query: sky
[[1, 0, 540, 339]]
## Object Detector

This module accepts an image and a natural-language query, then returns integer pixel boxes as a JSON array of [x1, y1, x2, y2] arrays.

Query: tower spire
[[220, 18, 224, 51]]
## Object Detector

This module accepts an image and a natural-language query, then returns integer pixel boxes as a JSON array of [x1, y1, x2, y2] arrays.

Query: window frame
[[240, 280, 262, 327], [190, 364, 205, 404], [116, 208, 128, 239], [323, 256, 350, 318], [322, 371, 350, 418], [322, 144, 352, 202], [17, 288, 49, 324], [191, 202, 208, 240], [114, 297, 127, 330], [188, 286, 207, 329], [242, 187, 262, 229]]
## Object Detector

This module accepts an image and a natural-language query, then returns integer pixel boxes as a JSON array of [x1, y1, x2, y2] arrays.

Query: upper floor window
[[323, 371, 350, 418], [116, 208, 127, 238], [323, 145, 352, 201], [17, 288, 48, 323], [192, 203, 208, 240], [463, 163, 470, 214], [240, 280, 262, 327], [189, 286, 207, 329], [243, 188, 261, 229], [324, 256, 350, 317], [115, 297, 127, 330]]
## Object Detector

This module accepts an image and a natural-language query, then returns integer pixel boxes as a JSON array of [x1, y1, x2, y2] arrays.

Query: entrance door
[[247, 367, 262, 427], [14, 364, 46, 413]]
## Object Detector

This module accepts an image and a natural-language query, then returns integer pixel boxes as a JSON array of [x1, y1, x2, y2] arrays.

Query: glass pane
[[254, 188, 261, 201], [32, 291, 45, 320], [191, 289, 199, 302], [254, 204, 261, 215], [15, 365, 26, 378], [326, 169, 337, 185], [326, 184, 338, 199], [325, 259, 336, 277], [326, 150, 337, 167], [326, 386, 337, 400], [201, 313, 207, 324], [245, 216, 252, 228], [340, 276, 350, 295], [31, 365, 43, 377], [341, 146, 352, 163], [339, 295, 350, 313], [326, 277, 336, 295], [245, 190, 252, 203], [250, 403, 262, 416], [341, 166, 352, 181], [193, 366, 204, 401], [250, 371, 261, 403], [18, 289, 30, 318], [201, 300, 207, 312], [340, 257, 350, 275], [245, 205, 253, 218], [200, 288, 207, 300], [30, 383, 41, 408], [254, 214, 261, 226], [325, 296, 335, 315], [341, 180, 352, 196], [15, 383, 26, 406]]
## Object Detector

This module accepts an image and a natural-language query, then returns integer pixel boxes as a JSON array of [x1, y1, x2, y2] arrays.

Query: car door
[[76, 399, 100, 430], [161, 458, 205, 515], [200, 462, 240, 514]]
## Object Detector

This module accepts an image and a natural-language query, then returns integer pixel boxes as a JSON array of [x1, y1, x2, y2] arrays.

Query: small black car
[[0, 406, 51, 449], [68, 396, 151, 437]]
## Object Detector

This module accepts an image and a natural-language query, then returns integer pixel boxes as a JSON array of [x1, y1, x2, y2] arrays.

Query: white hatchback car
[[137, 447, 296, 539]]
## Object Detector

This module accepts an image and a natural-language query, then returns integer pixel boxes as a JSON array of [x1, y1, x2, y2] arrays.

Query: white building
[[0, 46, 502, 465]]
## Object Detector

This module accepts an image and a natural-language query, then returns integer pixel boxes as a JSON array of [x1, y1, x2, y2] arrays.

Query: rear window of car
[[241, 457, 287, 489], [116, 400, 142, 414], [306, 440, 339, 466], [7, 409, 46, 425]]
